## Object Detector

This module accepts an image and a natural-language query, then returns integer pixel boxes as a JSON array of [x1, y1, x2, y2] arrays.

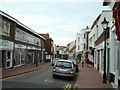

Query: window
[[78, 37, 80, 42], [84, 44, 85, 49], [78, 46, 80, 50], [84, 34, 85, 39], [0, 20, 10, 36]]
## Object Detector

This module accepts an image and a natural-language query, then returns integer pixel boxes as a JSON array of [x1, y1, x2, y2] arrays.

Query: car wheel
[[71, 76, 74, 80], [76, 69, 79, 72], [53, 74, 56, 78]]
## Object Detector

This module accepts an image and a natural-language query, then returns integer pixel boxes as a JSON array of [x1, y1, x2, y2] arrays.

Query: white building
[[103, 0, 120, 88], [89, 8, 120, 87], [76, 26, 90, 61], [68, 41, 76, 59]]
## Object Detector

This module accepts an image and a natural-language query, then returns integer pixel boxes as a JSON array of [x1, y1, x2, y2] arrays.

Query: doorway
[[2, 51, 12, 68]]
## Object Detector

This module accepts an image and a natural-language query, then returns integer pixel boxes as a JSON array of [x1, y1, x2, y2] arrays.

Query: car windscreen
[[55, 61, 72, 68]]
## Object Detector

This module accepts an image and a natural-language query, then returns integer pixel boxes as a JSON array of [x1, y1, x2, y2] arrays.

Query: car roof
[[57, 59, 72, 63]]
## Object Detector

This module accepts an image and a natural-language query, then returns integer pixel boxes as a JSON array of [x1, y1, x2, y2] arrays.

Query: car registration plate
[[59, 68, 67, 71]]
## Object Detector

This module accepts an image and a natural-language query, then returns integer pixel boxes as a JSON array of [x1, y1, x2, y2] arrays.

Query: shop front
[[14, 44, 26, 67], [26, 46, 36, 64], [0, 39, 13, 69]]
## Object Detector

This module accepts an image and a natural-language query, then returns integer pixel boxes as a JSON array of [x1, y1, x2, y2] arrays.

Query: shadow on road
[[52, 73, 78, 82]]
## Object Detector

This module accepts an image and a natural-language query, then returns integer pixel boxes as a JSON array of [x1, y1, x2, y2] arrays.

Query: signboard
[[27, 46, 35, 50], [0, 39, 14, 50], [46, 55, 51, 59], [15, 44, 26, 49]]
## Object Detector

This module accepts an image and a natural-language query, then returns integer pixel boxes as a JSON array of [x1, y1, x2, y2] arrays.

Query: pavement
[[1, 62, 113, 88], [75, 63, 113, 88], [1, 62, 51, 78]]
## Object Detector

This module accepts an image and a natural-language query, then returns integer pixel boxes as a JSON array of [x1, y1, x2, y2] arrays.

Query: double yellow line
[[0, 71, 33, 81], [63, 84, 79, 90], [63, 84, 72, 90]]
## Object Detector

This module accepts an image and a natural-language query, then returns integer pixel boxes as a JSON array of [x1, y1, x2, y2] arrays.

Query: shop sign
[[0, 39, 13, 50], [46, 55, 50, 59], [27, 46, 35, 50], [15, 44, 26, 49]]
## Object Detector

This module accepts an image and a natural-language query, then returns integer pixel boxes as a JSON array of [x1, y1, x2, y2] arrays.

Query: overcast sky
[[0, 0, 110, 46]]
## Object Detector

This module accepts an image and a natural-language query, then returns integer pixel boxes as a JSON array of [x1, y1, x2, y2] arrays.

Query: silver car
[[52, 59, 76, 79]]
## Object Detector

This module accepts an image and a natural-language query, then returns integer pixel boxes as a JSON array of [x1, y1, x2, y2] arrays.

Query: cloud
[[1, 0, 102, 3], [53, 37, 75, 46]]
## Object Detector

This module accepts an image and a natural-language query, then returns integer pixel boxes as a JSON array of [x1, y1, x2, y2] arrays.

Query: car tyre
[[53, 74, 56, 78], [71, 76, 74, 80], [76, 68, 79, 73]]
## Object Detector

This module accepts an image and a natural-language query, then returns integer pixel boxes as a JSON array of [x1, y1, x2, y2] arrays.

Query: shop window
[[2, 51, 6, 68], [14, 49, 21, 66], [26, 51, 34, 64]]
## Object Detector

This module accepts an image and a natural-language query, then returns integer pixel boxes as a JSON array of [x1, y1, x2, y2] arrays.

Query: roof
[[0, 10, 46, 40], [69, 45, 76, 52], [39, 33, 53, 41], [90, 14, 101, 29]]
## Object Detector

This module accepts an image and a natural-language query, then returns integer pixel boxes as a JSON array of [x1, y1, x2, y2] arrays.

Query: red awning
[[113, 1, 120, 40]]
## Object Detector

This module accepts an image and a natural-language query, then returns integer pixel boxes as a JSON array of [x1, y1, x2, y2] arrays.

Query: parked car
[[52, 58, 59, 66], [68, 59, 79, 72], [52, 59, 76, 79]]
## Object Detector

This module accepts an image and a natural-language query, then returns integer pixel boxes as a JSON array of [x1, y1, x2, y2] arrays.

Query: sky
[[0, 0, 110, 46]]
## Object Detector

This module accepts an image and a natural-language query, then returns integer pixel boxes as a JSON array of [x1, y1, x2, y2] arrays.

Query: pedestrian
[[35, 61, 38, 67], [81, 56, 84, 67]]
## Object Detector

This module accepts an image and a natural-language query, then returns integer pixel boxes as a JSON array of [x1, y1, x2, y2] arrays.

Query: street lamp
[[101, 17, 109, 83]]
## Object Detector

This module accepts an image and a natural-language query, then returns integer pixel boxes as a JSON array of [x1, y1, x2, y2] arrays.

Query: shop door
[[2, 51, 6, 68], [2, 51, 11, 68], [97, 51, 100, 71]]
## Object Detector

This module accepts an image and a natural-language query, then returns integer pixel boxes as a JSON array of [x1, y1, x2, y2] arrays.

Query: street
[[2, 66, 77, 88]]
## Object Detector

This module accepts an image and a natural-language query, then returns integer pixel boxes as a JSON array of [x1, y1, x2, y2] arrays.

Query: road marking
[[63, 84, 72, 90], [73, 84, 79, 89], [1, 71, 33, 81], [74, 84, 79, 87]]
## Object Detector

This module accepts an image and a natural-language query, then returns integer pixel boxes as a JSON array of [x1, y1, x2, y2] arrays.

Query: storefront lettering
[[0, 40, 9, 47]]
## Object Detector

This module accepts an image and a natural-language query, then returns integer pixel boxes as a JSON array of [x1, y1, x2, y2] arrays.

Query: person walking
[[81, 56, 84, 67]]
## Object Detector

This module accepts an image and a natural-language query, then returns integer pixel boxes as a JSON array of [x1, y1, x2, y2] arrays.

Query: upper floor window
[[0, 19, 10, 36], [78, 37, 80, 42], [84, 34, 85, 39], [84, 44, 85, 49], [78, 46, 80, 50]]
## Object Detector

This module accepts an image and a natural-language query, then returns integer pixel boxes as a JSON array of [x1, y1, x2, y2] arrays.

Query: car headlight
[[71, 71, 74, 74], [53, 69, 56, 72]]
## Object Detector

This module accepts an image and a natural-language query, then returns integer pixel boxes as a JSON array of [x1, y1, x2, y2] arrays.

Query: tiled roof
[[39, 33, 53, 41]]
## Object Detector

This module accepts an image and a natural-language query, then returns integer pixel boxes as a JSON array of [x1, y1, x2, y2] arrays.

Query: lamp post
[[36, 41, 39, 67], [101, 17, 109, 83]]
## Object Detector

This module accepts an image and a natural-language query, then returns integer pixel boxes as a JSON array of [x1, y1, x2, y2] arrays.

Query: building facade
[[0, 10, 46, 69], [40, 33, 54, 62], [76, 26, 90, 61], [103, 0, 120, 88]]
